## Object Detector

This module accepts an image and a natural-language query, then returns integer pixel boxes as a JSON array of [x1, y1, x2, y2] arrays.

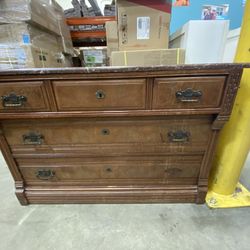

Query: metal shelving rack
[[66, 16, 116, 47]]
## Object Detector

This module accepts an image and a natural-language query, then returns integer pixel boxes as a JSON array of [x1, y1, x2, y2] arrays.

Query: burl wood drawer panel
[[52, 79, 146, 111], [0, 81, 50, 112], [2, 117, 212, 155], [16, 155, 203, 186], [152, 76, 226, 109]]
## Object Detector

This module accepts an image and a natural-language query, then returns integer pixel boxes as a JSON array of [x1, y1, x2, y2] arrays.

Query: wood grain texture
[[17, 155, 202, 186], [0, 81, 50, 112], [52, 79, 146, 111], [0, 64, 245, 205], [153, 76, 226, 109]]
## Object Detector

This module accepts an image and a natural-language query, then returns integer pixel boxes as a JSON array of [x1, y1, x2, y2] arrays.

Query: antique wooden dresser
[[0, 64, 244, 205]]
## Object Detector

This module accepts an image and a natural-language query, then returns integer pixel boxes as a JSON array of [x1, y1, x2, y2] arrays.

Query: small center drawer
[[0, 81, 50, 112], [52, 79, 146, 111], [153, 76, 226, 109]]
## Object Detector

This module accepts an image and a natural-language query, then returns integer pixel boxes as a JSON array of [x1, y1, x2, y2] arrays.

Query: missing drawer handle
[[165, 168, 182, 175], [168, 131, 190, 143], [96, 90, 106, 99], [23, 132, 44, 145], [36, 169, 55, 180], [176, 88, 202, 103], [1, 93, 27, 107]]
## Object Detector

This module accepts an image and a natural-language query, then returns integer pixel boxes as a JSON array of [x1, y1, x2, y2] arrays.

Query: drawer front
[[153, 76, 226, 109], [52, 79, 146, 111], [17, 156, 203, 185], [2, 117, 212, 154], [0, 81, 50, 112]]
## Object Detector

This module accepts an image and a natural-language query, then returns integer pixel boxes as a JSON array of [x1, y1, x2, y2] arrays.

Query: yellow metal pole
[[206, 0, 250, 208]]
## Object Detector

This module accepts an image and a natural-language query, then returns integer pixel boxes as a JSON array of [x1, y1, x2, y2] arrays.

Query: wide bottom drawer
[[17, 155, 203, 186]]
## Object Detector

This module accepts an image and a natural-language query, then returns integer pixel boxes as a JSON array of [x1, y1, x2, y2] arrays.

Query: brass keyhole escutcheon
[[96, 90, 105, 99], [101, 128, 110, 135]]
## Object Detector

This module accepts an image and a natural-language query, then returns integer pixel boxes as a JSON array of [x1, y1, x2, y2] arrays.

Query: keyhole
[[106, 167, 112, 172], [96, 90, 105, 99], [101, 129, 110, 135]]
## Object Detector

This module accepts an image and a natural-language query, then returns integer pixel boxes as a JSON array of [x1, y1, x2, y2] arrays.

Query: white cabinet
[[169, 20, 229, 64]]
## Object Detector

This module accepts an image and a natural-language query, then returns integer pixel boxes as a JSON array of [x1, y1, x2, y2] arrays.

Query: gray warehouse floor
[[0, 153, 249, 250]]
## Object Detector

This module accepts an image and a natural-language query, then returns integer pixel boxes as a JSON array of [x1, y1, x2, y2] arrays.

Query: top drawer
[[152, 76, 226, 109], [0, 81, 50, 112], [52, 79, 146, 111]]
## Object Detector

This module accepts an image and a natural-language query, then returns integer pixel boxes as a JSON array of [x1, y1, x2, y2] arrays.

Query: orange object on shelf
[[66, 16, 116, 25], [70, 30, 106, 39], [66, 16, 116, 42]]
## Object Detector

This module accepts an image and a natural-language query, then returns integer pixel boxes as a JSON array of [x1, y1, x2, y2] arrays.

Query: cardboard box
[[80, 47, 108, 67], [0, 45, 72, 70], [51, 0, 74, 55], [111, 48, 185, 66], [0, 23, 72, 69], [0, 23, 61, 52], [0, 0, 61, 36], [117, 0, 172, 51], [106, 21, 119, 58]]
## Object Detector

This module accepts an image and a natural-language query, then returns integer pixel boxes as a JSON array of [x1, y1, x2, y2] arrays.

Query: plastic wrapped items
[[53, 2, 74, 56], [0, 23, 72, 69], [0, 0, 60, 35]]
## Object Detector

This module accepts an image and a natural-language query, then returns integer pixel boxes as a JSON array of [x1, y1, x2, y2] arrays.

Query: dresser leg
[[15, 181, 29, 206], [196, 186, 207, 204]]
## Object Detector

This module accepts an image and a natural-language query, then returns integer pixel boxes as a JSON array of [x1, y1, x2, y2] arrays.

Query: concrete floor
[[0, 153, 249, 250]]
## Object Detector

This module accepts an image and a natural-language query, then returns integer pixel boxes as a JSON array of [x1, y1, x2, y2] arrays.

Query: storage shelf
[[66, 16, 116, 26], [66, 16, 116, 46]]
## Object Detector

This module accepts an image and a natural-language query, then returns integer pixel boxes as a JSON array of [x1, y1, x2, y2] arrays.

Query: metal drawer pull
[[168, 131, 190, 143], [36, 169, 55, 180], [23, 132, 44, 145], [1, 93, 27, 107], [96, 90, 105, 99], [176, 88, 202, 103]]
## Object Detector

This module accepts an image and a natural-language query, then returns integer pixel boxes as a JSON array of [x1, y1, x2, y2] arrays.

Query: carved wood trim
[[212, 115, 229, 130], [220, 69, 243, 116]]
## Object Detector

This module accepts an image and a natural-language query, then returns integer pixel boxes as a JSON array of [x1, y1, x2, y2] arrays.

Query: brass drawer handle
[[36, 169, 55, 180], [176, 88, 202, 103], [96, 90, 105, 99], [23, 132, 44, 145], [168, 131, 190, 143], [1, 93, 27, 107]]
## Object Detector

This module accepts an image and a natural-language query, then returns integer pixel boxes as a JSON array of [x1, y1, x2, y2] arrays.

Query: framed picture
[[173, 0, 190, 7], [201, 4, 229, 20]]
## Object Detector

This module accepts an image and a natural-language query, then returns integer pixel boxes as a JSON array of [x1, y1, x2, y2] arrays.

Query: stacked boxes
[[106, 0, 185, 66], [111, 49, 185, 67], [0, 0, 74, 69]]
